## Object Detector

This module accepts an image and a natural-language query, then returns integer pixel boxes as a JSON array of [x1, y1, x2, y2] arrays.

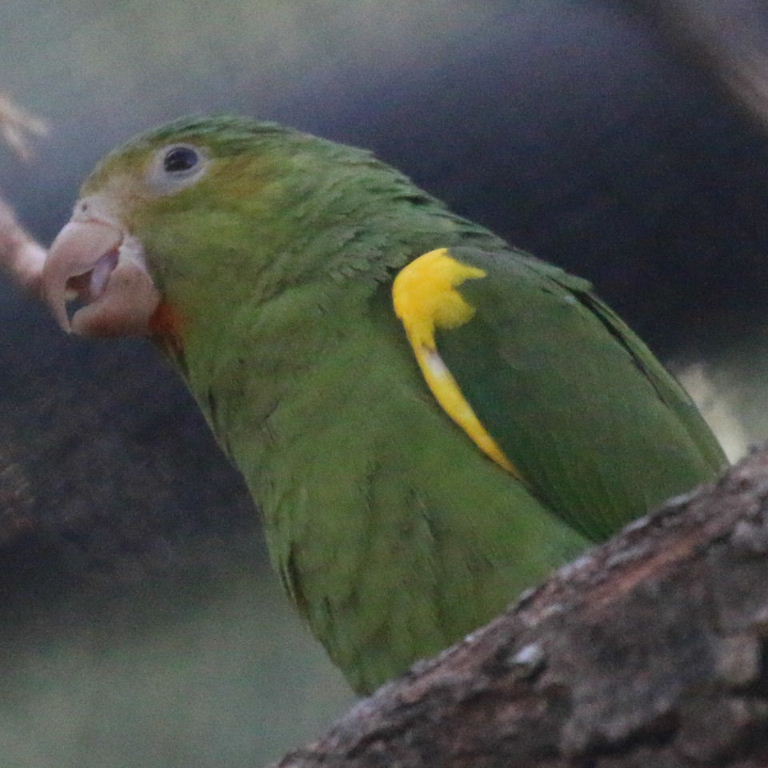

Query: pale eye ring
[[149, 143, 209, 193]]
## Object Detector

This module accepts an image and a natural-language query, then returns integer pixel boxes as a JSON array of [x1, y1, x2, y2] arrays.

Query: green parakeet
[[41, 116, 726, 693]]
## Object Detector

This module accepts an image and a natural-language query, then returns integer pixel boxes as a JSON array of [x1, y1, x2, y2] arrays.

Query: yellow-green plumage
[[60, 116, 725, 693]]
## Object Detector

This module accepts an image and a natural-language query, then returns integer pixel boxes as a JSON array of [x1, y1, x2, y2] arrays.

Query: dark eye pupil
[[163, 146, 199, 173]]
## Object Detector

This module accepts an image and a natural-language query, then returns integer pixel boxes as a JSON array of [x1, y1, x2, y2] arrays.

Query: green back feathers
[[437, 248, 725, 540]]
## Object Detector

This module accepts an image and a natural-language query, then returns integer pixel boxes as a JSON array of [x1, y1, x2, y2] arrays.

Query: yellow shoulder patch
[[393, 248, 521, 479]]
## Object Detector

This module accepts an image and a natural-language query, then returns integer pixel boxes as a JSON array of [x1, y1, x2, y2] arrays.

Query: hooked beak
[[43, 211, 161, 336]]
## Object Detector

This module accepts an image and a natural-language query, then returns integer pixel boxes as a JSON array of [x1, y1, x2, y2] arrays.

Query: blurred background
[[2, 1, 768, 765]]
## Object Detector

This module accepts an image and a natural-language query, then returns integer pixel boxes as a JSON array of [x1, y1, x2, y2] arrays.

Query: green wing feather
[[430, 247, 726, 541]]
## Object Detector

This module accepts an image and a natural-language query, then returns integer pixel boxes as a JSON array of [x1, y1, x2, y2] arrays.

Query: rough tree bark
[[271, 448, 768, 768]]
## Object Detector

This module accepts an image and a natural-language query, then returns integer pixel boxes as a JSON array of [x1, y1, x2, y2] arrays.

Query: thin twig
[[0, 92, 48, 162], [0, 196, 46, 293]]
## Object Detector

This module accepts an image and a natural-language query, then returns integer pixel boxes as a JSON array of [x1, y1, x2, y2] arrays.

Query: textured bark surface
[[273, 448, 768, 768]]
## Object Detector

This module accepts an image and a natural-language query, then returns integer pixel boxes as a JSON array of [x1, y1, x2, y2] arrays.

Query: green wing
[[402, 246, 726, 542]]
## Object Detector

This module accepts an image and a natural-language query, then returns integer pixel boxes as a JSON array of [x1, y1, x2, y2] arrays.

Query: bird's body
[[42, 116, 725, 692]]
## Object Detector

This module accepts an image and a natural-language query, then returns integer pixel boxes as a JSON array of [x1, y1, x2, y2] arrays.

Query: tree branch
[[272, 447, 768, 767], [0, 91, 47, 162], [0, 94, 47, 292], [0, 195, 46, 293], [628, 1, 768, 134]]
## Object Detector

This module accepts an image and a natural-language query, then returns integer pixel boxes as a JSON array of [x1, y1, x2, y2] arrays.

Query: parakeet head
[[43, 115, 442, 341]]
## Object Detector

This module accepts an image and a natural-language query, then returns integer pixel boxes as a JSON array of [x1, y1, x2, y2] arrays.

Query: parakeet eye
[[163, 146, 200, 173], [148, 143, 209, 194]]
